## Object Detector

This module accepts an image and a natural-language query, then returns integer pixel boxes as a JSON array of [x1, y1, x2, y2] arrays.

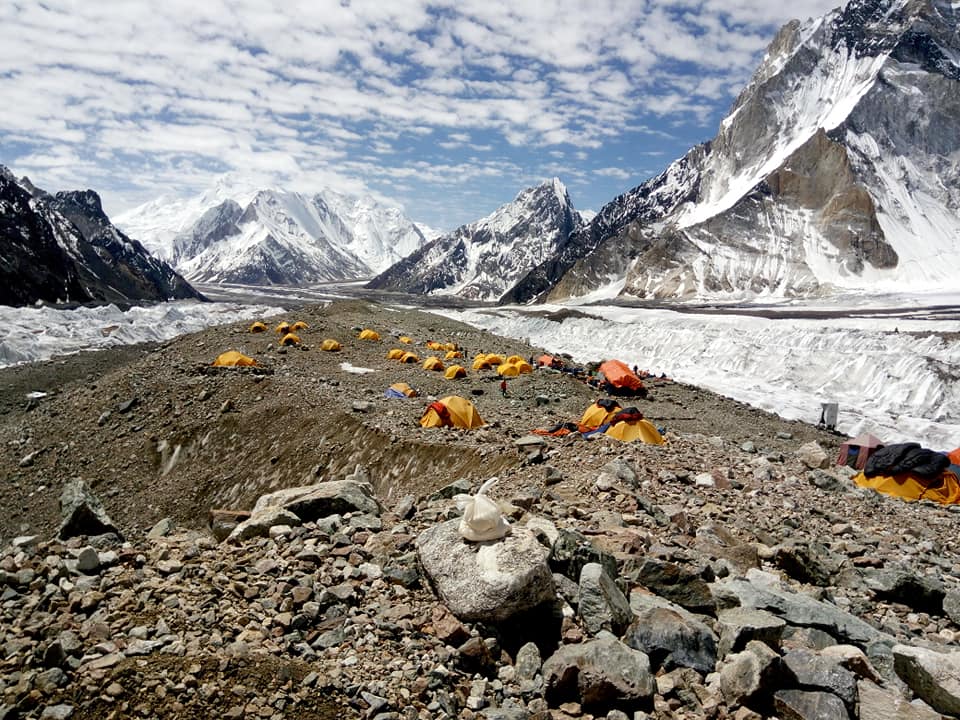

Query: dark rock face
[[0, 167, 202, 307]]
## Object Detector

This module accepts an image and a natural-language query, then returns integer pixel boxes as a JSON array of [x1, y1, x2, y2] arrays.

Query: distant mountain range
[[0, 166, 201, 307], [367, 178, 584, 302], [116, 179, 427, 285]]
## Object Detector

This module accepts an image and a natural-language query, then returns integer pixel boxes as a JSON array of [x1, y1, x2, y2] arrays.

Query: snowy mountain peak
[[368, 179, 582, 302], [117, 180, 427, 286], [523, 0, 960, 304]]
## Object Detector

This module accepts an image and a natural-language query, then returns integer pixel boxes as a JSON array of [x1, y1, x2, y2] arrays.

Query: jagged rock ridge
[[368, 178, 584, 302], [0, 167, 202, 307]]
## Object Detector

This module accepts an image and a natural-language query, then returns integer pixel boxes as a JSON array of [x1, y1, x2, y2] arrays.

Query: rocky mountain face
[[117, 181, 427, 285], [528, 0, 960, 303], [0, 167, 202, 307], [368, 179, 583, 302]]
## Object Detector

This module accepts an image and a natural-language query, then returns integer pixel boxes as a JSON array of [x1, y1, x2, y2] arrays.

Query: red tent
[[598, 360, 644, 392], [836, 433, 884, 470]]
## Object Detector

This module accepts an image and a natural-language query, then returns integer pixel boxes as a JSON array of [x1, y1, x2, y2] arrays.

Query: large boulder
[[630, 558, 716, 614], [718, 639, 780, 707], [893, 644, 960, 716], [417, 520, 555, 623], [252, 480, 380, 520], [716, 607, 786, 659], [781, 649, 857, 710], [227, 508, 302, 543], [58, 480, 122, 540], [773, 689, 849, 720], [542, 633, 655, 712], [857, 679, 942, 720], [578, 562, 633, 636], [625, 592, 717, 673]]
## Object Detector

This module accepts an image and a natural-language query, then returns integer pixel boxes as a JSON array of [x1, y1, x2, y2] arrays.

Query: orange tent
[[400, 352, 419, 363], [359, 329, 380, 341], [291, 321, 309, 331], [948, 448, 960, 465], [387, 348, 405, 360], [248, 321, 267, 333], [279, 332, 301, 346], [445, 350, 463, 360], [420, 396, 484, 429], [275, 321, 291, 334], [537, 355, 556, 367], [320, 339, 342, 351], [426, 341, 444, 351], [599, 360, 645, 392], [213, 350, 257, 367], [399, 336, 414, 344], [444, 365, 467, 379], [423, 357, 445, 371]]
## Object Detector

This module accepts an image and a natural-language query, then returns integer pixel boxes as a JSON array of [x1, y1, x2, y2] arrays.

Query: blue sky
[[0, 0, 841, 232]]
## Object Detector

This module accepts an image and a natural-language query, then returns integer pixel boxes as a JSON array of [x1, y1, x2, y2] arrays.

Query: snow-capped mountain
[[116, 178, 426, 285], [366, 178, 582, 302], [0, 166, 202, 307], [515, 0, 960, 303]]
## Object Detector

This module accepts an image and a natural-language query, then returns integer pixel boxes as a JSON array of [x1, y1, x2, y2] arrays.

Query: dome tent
[[420, 396, 484, 429], [320, 339, 342, 352], [212, 350, 257, 367], [248, 321, 267, 333], [444, 365, 467, 379]]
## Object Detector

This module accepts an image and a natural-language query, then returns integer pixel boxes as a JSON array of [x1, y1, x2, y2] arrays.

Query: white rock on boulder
[[796, 441, 829, 469], [417, 519, 555, 623]]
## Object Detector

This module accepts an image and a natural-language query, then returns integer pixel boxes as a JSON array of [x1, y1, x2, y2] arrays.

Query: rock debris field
[[1, 299, 960, 720]]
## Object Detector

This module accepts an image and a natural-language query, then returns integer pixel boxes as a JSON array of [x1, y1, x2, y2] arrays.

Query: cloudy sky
[[0, 0, 841, 231]]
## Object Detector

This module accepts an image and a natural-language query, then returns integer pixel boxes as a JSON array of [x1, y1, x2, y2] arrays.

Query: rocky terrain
[[2, 299, 960, 720]]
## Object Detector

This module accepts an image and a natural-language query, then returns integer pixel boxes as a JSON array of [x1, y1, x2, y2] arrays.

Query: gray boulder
[[227, 508, 302, 543], [623, 599, 717, 674], [864, 567, 945, 615], [417, 520, 555, 623], [773, 689, 849, 719], [58, 480, 122, 540], [630, 557, 716, 614], [718, 639, 780, 707], [252, 480, 380, 520], [893, 644, 960, 716], [781, 649, 857, 710], [550, 528, 618, 583], [716, 607, 786, 659], [578, 562, 633, 636], [542, 633, 655, 712], [857, 679, 942, 720]]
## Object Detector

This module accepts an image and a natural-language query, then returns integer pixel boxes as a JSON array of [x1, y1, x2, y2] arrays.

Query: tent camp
[[598, 360, 645, 395], [212, 350, 257, 367], [445, 350, 463, 360], [400, 352, 419, 363], [359, 329, 380, 341], [385, 382, 417, 399], [279, 332, 301, 346], [836, 433, 885, 470], [472, 355, 494, 371], [423, 357, 445, 371], [399, 336, 414, 344], [444, 365, 467, 379], [249, 321, 267, 333], [580, 399, 622, 429], [275, 321, 291, 334], [291, 321, 309, 331], [497, 363, 520, 377], [420, 396, 485, 429], [485, 354, 505, 366], [320, 339, 342, 352], [514, 360, 533, 374], [605, 418, 665, 445], [387, 348, 405, 360]]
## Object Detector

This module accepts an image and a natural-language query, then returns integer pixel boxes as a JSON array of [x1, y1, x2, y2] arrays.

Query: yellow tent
[[605, 419, 665, 445], [399, 336, 414, 344], [212, 350, 257, 367], [445, 350, 463, 360], [473, 356, 494, 371], [291, 320, 309, 331], [854, 471, 960, 505], [359, 329, 380, 341], [580, 400, 622, 429], [426, 341, 444, 351], [506, 355, 526, 365], [249, 321, 267, 333], [386, 348, 405, 360], [423, 357, 445, 371], [275, 321, 291, 334], [320, 339, 342, 352], [497, 362, 520, 377], [420, 396, 485, 429], [400, 352, 419, 363], [279, 332, 301, 346], [444, 365, 467, 379], [388, 382, 418, 398], [444, 342, 459, 352], [485, 354, 505, 366], [514, 360, 533, 374]]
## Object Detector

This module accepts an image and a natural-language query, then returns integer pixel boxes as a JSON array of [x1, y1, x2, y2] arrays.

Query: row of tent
[[531, 398, 666, 445]]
